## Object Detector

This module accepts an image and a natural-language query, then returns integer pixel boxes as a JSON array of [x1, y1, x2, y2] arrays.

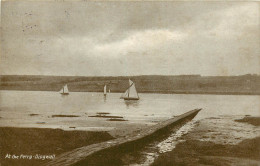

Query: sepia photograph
[[0, 0, 259, 166]]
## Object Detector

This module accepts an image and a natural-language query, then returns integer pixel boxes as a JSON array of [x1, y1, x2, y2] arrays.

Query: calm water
[[0, 90, 259, 130]]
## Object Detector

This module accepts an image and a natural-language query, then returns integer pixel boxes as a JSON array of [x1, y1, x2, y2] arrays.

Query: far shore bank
[[1, 74, 260, 95], [1, 88, 260, 96]]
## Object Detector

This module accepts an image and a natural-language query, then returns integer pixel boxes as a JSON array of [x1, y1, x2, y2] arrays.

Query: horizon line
[[0, 73, 259, 77]]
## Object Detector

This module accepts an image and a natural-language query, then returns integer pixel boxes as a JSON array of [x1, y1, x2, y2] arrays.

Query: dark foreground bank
[[45, 109, 200, 166], [0, 127, 114, 166]]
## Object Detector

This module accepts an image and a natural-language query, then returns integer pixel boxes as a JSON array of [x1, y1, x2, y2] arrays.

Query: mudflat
[[152, 116, 260, 166], [152, 137, 260, 166], [235, 116, 260, 126]]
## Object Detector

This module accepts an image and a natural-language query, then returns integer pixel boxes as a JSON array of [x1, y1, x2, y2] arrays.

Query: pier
[[45, 109, 201, 166]]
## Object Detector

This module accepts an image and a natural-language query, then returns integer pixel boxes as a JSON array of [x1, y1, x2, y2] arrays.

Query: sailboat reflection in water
[[104, 85, 107, 97], [103, 84, 107, 102], [124, 99, 140, 109], [120, 79, 139, 100]]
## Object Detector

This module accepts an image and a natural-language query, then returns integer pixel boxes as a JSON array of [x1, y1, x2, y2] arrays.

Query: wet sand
[[151, 116, 260, 166], [71, 110, 200, 166], [0, 127, 114, 166], [152, 137, 260, 166], [1, 115, 259, 166], [235, 116, 260, 126]]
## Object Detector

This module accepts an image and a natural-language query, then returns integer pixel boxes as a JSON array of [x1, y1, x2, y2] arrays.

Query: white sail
[[64, 84, 69, 93], [59, 88, 63, 93], [120, 79, 139, 100], [129, 79, 133, 86], [104, 85, 107, 95], [60, 84, 69, 94], [128, 83, 138, 99], [120, 89, 128, 99]]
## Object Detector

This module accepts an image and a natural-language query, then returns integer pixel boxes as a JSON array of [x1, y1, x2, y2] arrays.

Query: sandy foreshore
[[1, 115, 259, 166], [152, 116, 260, 166], [152, 137, 260, 166], [235, 116, 260, 126]]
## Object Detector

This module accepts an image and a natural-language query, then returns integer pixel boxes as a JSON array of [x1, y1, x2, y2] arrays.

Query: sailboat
[[104, 85, 107, 96], [120, 79, 139, 100], [59, 84, 69, 95]]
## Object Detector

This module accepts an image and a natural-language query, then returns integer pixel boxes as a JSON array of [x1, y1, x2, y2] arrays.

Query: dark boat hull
[[60, 93, 69, 95], [124, 97, 139, 100]]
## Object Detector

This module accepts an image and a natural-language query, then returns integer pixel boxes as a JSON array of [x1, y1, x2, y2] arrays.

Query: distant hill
[[0, 74, 259, 95]]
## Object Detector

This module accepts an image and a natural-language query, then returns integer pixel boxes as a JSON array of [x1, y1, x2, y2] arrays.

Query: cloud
[[206, 3, 259, 38], [93, 29, 187, 57], [1, 1, 259, 76]]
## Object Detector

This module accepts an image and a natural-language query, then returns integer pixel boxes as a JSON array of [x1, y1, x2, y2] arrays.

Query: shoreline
[[1, 89, 260, 96]]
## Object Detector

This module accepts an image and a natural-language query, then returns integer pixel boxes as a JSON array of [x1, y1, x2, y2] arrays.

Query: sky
[[1, 1, 259, 76]]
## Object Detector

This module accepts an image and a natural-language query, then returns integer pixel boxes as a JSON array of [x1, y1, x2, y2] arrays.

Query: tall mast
[[128, 79, 131, 98], [104, 85, 107, 95]]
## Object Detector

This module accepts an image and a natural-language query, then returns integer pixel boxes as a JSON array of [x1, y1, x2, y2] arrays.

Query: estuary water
[[0, 90, 259, 130]]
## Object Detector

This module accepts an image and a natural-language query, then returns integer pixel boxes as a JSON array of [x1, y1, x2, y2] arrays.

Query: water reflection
[[60, 94, 69, 97], [60, 94, 69, 99], [103, 95, 107, 103], [124, 100, 140, 109]]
